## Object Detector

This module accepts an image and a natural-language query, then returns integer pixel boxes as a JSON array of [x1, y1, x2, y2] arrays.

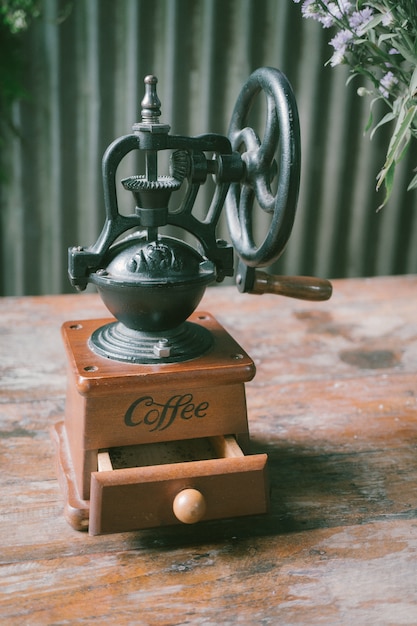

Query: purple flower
[[379, 71, 398, 98], [337, 0, 353, 15], [323, 0, 353, 19], [349, 8, 374, 34], [329, 28, 354, 66], [382, 11, 394, 27], [300, 0, 321, 19], [295, 0, 354, 28]]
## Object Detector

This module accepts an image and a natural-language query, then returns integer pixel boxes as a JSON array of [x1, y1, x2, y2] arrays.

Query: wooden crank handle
[[250, 272, 332, 301], [236, 263, 332, 301]]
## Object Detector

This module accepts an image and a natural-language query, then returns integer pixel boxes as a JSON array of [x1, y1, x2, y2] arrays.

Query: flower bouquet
[[293, 1, 417, 209]]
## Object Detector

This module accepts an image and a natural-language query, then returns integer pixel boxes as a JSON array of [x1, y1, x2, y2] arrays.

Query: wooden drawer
[[89, 436, 268, 535]]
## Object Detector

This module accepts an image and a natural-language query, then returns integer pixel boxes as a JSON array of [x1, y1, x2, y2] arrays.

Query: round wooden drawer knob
[[173, 488, 207, 524]]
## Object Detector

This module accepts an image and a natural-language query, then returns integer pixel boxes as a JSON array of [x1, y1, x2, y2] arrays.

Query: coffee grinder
[[53, 68, 332, 535]]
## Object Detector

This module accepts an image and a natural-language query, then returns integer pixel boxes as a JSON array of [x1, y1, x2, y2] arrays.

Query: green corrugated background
[[1, 0, 416, 295]]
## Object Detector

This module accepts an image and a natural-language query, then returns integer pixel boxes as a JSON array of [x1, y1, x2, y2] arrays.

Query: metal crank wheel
[[226, 66, 301, 268]]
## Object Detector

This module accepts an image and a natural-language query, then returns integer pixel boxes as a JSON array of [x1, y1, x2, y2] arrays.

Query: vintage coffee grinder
[[53, 68, 332, 535]]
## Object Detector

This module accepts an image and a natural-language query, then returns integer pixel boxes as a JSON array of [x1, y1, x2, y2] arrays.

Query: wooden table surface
[[1, 275, 417, 625]]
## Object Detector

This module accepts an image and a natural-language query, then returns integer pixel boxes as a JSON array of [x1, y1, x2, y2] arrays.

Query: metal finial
[[141, 75, 161, 123]]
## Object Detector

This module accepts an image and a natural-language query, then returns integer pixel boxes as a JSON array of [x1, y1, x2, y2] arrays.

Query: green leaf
[[377, 33, 396, 47], [407, 171, 417, 191], [358, 13, 385, 34], [370, 110, 397, 139], [365, 108, 373, 133], [410, 66, 417, 96], [379, 104, 417, 185], [390, 41, 417, 65], [377, 161, 396, 211]]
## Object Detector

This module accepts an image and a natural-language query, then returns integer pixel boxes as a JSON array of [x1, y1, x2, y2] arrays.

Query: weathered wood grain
[[1, 276, 417, 624]]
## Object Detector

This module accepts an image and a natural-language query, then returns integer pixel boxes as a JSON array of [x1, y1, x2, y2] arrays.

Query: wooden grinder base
[[53, 312, 269, 535]]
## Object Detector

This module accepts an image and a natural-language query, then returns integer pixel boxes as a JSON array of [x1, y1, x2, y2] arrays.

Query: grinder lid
[[90, 233, 215, 287]]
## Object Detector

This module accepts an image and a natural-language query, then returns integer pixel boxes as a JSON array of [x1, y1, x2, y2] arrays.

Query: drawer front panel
[[89, 454, 268, 535]]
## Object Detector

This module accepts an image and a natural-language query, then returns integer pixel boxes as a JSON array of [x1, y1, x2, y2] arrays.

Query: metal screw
[[153, 338, 171, 358]]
